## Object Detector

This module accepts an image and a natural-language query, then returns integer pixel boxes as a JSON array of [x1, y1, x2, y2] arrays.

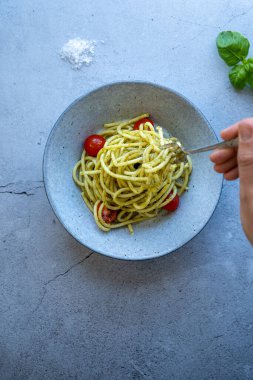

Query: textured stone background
[[1, 1, 253, 379]]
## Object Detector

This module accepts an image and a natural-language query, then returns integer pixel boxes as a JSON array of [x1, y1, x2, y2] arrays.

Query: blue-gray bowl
[[43, 82, 222, 260]]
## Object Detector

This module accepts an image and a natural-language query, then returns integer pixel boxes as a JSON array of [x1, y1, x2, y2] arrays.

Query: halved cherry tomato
[[133, 117, 154, 131], [163, 192, 180, 212], [98, 203, 118, 223], [84, 134, 106, 157]]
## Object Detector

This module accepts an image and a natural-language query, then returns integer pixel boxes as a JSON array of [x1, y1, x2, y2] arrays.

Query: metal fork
[[161, 137, 238, 159]]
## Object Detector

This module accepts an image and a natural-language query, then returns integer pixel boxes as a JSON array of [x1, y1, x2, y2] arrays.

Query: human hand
[[210, 118, 253, 245]]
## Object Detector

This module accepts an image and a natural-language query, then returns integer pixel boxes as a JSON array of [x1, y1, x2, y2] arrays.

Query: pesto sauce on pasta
[[73, 114, 192, 233]]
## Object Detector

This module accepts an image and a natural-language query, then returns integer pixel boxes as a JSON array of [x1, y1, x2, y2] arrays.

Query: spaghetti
[[73, 114, 192, 233]]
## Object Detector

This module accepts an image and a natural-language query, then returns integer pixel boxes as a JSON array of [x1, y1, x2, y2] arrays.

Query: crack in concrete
[[169, 15, 219, 29], [31, 288, 47, 317], [0, 182, 16, 188], [213, 334, 224, 339], [44, 251, 94, 286], [0, 181, 44, 196], [131, 362, 147, 378], [0, 190, 35, 196], [28, 251, 94, 320], [223, 5, 253, 27], [170, 6, 253, 51], [172, 28, 206, 50]]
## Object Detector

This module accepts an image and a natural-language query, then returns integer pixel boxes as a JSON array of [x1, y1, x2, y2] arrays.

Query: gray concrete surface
[[1, 0, 253, 379]]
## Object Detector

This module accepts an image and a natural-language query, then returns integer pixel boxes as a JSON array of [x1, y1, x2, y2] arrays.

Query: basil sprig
[[216, 31, 253, 90]]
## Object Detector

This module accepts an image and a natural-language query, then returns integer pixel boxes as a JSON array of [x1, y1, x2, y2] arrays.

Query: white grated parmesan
[[60, 38, 96, 69]]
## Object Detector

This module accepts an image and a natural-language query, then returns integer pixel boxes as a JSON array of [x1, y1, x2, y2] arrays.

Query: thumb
[[238, 121, 253, 194]]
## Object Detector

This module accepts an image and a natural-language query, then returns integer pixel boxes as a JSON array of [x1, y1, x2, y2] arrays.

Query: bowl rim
[[43, 80, 223, 261]]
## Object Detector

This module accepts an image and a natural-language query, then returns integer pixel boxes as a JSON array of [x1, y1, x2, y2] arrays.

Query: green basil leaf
[[247, 73, 253, 88], [216, 31, 250, 66], [244, 63, 250, 72], [229, 64, 247, 89], [247, 58, 253, 72]]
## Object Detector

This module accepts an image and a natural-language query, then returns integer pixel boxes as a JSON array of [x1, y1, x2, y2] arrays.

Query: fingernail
[[239, 125, 252, 141]]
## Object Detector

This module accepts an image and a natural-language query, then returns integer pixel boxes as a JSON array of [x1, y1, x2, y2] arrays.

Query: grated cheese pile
[[60, 38, 96, 69]]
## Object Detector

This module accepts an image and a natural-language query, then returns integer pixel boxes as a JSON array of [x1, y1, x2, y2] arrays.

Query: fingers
[[238, 122, 253, 191], [238, 119, 253, 245], [238, 122, 253, 245], [214, 157, 238, 174], [211, 147, 238, 178], [224, 167, 239, 181], [210, 148, 236, 164], [212, 118, 253, 245], [220, 118, 253, 140], [210, 118, 253, 179], [221, 123, 239, 140]]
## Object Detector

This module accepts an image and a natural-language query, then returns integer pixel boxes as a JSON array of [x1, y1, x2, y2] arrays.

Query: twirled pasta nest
[[73, 114, 192, 233]]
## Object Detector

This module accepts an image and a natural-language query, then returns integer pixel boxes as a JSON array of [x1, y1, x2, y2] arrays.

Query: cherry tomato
[[163, 192, 180, 212], [133, 117, 154, 131], [84, 134, 106, 157], [99, 203, 118, 223]]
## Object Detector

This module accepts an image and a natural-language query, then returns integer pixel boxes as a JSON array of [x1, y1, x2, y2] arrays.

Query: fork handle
[[188, 137, 239, 154]]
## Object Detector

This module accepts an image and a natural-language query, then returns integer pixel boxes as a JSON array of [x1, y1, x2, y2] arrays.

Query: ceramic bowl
[[43, 82, 222, 260]]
